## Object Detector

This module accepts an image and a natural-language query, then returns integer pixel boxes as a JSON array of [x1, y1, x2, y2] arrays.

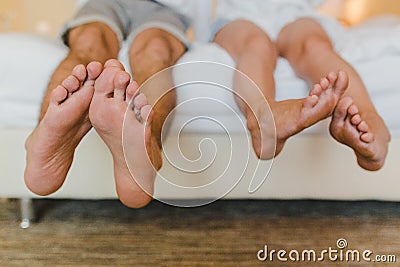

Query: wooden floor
[[1, 199, 400, 266]]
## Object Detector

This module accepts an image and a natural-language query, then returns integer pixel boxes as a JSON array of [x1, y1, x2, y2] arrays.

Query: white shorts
[[212, 0, 345, 48]]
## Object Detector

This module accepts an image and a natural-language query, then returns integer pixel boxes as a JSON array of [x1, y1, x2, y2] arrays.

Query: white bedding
[[0, 16, 399, 136], [0, 34, 67, 128]]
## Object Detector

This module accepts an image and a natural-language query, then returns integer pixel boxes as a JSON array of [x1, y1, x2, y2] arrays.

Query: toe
[[51, 86, 68, 105], [87, 61, 103, 80], [348, 104, 359, 116], [357, 121, 369, 132], [126, 81, 140, 104], [361, 132, 375, 143], [304, 95, 319, 108], [310, 84, 322, 97], [114, 71, 131, 100], [72, 64, 87, 84], [334, 71, 349, 92], [134, 93, 149, 110], [320, 77, 330, 90], [327, 71, 338, 85], [104, 59, 125, 70], [71, 64, 87, 83], [62, 75, 81, 93], [333, 96, 353, 120], [94, 60, 126, 97], [351, 114, 362, 126], [132, 93, 149, 123]]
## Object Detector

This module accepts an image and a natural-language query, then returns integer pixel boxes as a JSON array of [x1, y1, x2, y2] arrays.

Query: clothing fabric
[[212, 0, 344, 45], [61, 0, 190, 48]]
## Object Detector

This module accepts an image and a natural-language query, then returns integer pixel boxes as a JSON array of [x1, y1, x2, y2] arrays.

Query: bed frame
[[1, 128, 399, 227]]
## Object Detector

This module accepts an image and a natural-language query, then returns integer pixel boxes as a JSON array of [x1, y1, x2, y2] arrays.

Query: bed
[[0, 9, 399, 224]]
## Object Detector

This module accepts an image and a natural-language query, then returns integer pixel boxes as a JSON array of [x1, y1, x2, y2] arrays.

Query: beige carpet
[[1, 199, 400, 266]]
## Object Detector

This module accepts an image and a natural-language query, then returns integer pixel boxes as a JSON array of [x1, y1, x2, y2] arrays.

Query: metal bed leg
[[20, 198, 35, 229]]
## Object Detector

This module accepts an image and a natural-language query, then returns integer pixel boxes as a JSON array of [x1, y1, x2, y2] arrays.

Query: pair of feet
[[25, 60, 156, 208], [249, 70, 390, 171]]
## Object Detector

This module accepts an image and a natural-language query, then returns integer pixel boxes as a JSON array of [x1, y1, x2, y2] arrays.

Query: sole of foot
[[330, 96, 391, 171], [89, 59, 160, 208], [24, 62, 102, 195]]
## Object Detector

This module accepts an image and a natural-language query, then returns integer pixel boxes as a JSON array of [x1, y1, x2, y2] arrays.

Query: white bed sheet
[[0, 34, 67, 128]]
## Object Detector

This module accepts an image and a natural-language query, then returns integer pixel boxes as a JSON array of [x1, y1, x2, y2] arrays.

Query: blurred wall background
[[319, 0, 400, 25], [1, 0, 400, 38], [0, 0, 76, 37]]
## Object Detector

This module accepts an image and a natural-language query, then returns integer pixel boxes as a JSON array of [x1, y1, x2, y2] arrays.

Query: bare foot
[[330, 96, 391, 171], [24, 62, 103, 195], [249, 71, 349, 159], [89, 59, 160, 208]]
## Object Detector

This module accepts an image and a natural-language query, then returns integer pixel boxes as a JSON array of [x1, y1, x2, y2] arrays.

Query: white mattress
[[0, 16, 399, 136]]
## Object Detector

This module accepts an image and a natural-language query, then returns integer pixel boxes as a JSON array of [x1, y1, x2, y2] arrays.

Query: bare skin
[[330, 97, 390, 171], [24, 62, 102, 195], [214, 20, 348, 159], [248, 71, 348, 159], [215, 19, 390, 170], [24, 23, 118, 195], [278, 18, 391, 171], [89, 59, 156, 208], [24, 22, 185, 207]]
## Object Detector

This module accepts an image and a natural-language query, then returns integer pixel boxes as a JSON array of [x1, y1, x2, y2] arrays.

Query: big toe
[[94, 60, 126, 96], [105, 59, 125, 70], [333, 96, 353, 121], [333, 71, 349, 96]]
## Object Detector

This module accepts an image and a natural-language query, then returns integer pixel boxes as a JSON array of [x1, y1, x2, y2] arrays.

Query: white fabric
[[77, 0, 197, 21], [158, 0, 197, 19], [340, 16, 400, 62], [158, 0, 213, 43], [215, 0, 337, 41], [0, 34, 67, 128], [175, 43, 400, 136]]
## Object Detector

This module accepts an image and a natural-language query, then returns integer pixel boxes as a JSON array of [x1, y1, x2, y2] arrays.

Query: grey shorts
[[61, 0, 190, 48]]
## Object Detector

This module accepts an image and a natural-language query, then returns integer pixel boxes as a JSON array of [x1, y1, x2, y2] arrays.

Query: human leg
[[277, 18, 391, 170], [129, 28, 186, 151], [214, 20, 347, 158], [89, 29, 186, 208], [24, 22, 119, 195]]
